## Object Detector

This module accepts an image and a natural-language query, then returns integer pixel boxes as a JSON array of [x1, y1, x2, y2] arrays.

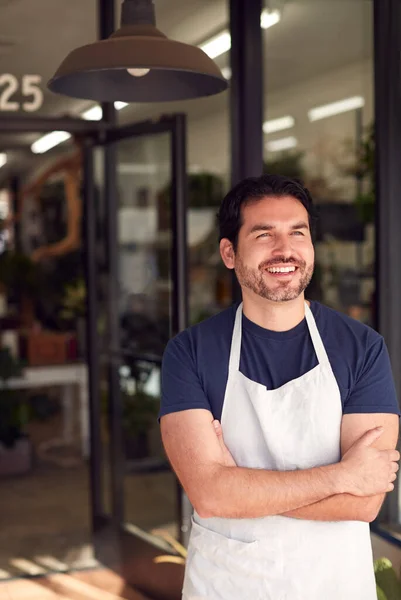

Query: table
[[3, 363, 89, 458]]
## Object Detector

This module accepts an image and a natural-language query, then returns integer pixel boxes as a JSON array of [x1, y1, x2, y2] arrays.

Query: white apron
[[182, 302, 376, 600]]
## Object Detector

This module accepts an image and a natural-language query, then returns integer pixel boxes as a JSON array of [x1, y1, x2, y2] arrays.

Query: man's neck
[[241, 290, 307, 332]]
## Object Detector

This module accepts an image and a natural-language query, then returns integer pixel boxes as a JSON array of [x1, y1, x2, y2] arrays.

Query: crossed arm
[[161, 409, 399, 523]]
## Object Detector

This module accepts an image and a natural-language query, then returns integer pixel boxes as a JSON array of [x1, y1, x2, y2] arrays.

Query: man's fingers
[[357, 426, 384, 447], [390, 450, 400, 461], [213, 419, 223, 438]]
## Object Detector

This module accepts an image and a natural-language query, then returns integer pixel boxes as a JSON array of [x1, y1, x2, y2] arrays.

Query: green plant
[[0, 348, 28, 448], [159, 172, 225, 210], [374, 557, 401, 600], [122, 388, 159, 438], [264, 150, 305, 180], [60, 278, 86, 320], [0, 251, 44, 295]]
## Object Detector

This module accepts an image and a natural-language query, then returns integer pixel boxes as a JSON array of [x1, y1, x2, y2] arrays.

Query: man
[[159, 174, 400, 599]]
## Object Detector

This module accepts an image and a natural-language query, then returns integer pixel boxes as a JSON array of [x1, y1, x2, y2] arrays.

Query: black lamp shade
[[47, 4, 228, 103]]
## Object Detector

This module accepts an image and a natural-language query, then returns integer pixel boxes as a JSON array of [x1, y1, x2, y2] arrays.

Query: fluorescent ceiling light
[[201, 9, 280, 59], [263, 116, 294, 134], [31, 131, 71, 154], [82, 105, 103, 120], [33, 101, 129, 153], [0, 153, 7, 168], [261, 9, 281, 29], [201, 31, 231, 59], [221, 66, 232, 80], [308, 96, 365, 122], [266, 136, 298, 152], [82, 101, 128, 121]]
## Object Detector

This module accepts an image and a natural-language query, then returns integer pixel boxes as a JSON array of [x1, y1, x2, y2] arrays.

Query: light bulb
[[127, 68, 150, 77]]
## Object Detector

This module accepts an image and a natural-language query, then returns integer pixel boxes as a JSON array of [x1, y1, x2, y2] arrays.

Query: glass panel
[[110, 132, 178, 539], [264, 0, 374, 324], [0, 138, 96, 579]]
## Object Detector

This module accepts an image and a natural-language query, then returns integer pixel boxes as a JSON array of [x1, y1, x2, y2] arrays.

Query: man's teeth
[[267, 266, 296, 273]]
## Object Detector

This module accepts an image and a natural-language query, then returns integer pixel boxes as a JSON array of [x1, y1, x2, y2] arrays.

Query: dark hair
[[217, 173, 317, 251]]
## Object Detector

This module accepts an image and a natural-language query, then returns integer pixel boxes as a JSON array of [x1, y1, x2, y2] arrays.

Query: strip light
[[201, 9, 281, 59], [0, 153, 7, 168], [308, 96, 365, 122], [263, 116, 294, 134], [266, 136, 298, 152], [31, 102, 129, 153], [31, 131, 72, 154]]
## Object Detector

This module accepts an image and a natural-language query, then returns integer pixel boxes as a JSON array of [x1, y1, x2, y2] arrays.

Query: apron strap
[[304, 302, 329, 365], [228, 303, 243, 373]]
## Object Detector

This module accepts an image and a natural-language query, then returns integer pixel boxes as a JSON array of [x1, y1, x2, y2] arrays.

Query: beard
[[235, 254, 314, 302]]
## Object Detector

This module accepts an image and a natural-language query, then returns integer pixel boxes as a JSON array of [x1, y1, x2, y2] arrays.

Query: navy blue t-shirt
[[160, 301, 400, 421]]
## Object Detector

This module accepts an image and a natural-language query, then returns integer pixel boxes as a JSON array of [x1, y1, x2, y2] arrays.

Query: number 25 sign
[[0, 74, 44, 112]]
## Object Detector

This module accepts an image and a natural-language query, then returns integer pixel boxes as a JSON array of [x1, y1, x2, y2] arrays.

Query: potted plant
[[122, 386, 160, 460], [0, 250, 44, 327], [0, 348, 32, 476], [60, 278, 87, 357], [375, 557, 401, 600]]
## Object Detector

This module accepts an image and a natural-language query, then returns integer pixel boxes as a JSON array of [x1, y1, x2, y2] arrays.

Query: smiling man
[[160, 174, 400, 600]]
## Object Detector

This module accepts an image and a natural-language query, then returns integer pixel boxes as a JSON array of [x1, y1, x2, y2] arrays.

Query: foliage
[[0, 348, 28, 448], [122, 389, 159, 438], [264, 150, 305, 180], [354, 122, 375, 223], [374, 557, 401, 600], [159, 172, 225, 209], [0, 251, 44, 295], [60, 278, 86, 320]]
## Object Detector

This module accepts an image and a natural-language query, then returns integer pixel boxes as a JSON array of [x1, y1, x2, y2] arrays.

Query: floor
[[0, 440, 177, 579], [0, 568, 150, 599]]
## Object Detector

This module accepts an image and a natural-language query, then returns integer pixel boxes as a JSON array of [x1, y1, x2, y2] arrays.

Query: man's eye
[[257, 233, 270, 238], [292, 231, 304, 236]]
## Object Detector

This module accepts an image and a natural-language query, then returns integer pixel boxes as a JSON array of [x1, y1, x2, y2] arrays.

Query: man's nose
[[272, 234, 292, 257]]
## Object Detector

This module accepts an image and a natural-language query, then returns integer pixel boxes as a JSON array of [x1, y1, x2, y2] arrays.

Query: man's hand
[[338, 427, 399, 496], [213, 420, 236, 467]]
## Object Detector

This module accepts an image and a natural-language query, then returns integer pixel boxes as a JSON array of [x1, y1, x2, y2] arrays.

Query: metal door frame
[[84, 113, 190, 555]]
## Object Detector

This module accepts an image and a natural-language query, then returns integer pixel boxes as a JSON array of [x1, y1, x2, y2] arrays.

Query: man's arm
[[281, 413, 399, 522], [161, 409, 395, 519]]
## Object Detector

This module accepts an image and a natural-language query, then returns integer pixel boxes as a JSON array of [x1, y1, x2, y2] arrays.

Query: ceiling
[[0, 0, 373, 179]]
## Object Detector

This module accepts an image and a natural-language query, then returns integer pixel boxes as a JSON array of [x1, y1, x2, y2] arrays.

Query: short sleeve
[[159, 335, 212, 420], [344, 336, 401, 416]]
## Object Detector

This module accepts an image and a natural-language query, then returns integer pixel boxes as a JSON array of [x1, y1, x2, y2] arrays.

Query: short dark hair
[[217, 173, 317, 251]]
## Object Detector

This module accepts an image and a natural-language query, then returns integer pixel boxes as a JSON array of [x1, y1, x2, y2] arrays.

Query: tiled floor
[[0, 568, 150, 599]]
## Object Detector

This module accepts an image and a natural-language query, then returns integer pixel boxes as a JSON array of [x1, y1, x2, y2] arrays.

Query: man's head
[[218, 174, 316, 303]]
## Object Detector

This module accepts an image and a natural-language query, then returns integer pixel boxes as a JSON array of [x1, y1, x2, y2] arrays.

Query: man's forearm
[[280, 492, 385, 523], [199, 463, 345, 519]]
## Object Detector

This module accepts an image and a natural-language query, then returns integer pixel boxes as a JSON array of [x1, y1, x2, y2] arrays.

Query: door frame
[[84, 113, 191, 561]]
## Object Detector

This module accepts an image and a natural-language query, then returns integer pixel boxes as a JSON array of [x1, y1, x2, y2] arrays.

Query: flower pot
[[0, 436, 33, 477]]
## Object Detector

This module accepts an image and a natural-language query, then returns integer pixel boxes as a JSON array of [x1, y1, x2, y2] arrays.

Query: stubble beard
[[235, 254, 314, 302]]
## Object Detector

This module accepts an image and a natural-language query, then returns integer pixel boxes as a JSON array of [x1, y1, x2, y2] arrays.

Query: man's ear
[[220, 238, 235, 269]]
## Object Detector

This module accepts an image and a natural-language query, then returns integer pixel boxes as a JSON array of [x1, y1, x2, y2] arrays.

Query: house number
[[0, 74, 44, 112]]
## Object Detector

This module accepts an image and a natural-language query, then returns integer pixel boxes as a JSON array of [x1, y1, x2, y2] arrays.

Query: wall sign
[[0, 74, 44, 112]]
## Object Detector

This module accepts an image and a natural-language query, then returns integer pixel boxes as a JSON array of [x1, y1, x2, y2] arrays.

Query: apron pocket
[[189, 518, 268, 577], [183, 520, 277, 600]]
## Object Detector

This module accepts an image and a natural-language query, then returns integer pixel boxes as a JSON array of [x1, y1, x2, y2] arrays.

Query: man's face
[[224, 195, 315, 303]]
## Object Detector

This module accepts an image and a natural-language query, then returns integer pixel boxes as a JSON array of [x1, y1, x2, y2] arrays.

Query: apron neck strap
[[304, 302, 329, 364], [229, 301, 328, 373]]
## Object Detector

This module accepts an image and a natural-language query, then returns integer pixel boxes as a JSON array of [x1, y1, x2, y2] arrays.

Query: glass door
[[85, 115, 189, 598]]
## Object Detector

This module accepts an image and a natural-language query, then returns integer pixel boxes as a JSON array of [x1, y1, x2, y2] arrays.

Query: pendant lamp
[[47, 0, 228, 103]]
